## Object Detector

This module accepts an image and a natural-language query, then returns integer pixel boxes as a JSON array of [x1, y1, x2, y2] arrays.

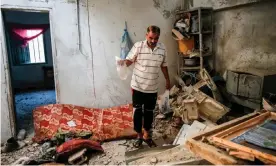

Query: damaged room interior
[[1, 0, 276, 165]]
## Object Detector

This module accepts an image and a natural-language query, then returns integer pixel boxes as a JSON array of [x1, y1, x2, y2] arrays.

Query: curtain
[[7, 23, 49, 47]]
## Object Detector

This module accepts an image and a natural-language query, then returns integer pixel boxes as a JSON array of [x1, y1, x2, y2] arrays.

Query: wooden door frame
[[0, 5, 59, 137]]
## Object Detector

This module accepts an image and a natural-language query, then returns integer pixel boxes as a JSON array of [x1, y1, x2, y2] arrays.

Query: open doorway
[[2, 10, 56, 137]]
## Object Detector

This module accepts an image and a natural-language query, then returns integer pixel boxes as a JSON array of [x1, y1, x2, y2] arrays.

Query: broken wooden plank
[[212, 111, 270, 139], [193, 79, 207, 90], [185, 139, 238, 165], [184, 111, 275, 165], [229, 150, 255, 161], [210, 137, 276, 164], [271, 111, 276, 119], [191, 111, 264, 140]]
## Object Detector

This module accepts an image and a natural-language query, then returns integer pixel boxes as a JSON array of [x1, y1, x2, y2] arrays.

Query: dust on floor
[[1, 138, 136, 165], [1, 109, 183, 165], [15, 90, 56, 135]]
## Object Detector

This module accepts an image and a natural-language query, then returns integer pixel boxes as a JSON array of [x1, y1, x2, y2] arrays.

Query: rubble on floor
[[1, 70, 239, 165], [1, 106, 189, 165], [1, 137, 133, 165], [169, 84, 229, 124], [128, 145, 201, 165], [1, 104, 209, 165], [186, 110, 276, 165]]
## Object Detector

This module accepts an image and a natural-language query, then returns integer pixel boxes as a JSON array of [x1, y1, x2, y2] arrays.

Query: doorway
[[2, 10, 56, 137]]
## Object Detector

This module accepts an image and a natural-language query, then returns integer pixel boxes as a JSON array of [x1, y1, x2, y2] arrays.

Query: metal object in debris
[[184, 58, 197, 66], [68, 148, 87, 165]]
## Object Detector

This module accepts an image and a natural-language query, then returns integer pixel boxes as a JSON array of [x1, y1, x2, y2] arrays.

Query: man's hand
[[166, 79, 171, 90], [117, 60, 125, 66], [117, 60, 133, 67]]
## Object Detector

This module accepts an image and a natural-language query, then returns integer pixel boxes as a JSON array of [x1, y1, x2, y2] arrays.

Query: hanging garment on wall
[[116, 22, 133, 80], [120, 22, 133, 59]]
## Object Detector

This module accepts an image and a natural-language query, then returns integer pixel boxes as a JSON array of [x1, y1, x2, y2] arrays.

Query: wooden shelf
[[203, 52, 212, 57], [190, 31, 212, 35], [178, 52, 212, 57], [180, 66, 200, 70], [175, 7, 213, 15]]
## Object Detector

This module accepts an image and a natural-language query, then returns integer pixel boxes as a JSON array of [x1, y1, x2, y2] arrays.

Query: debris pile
[[170, 85, 229, 124], [3, 67, 273, 165]]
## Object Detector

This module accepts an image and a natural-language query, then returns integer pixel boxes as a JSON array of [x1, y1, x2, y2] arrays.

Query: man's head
[[146, 25, 160, 48]]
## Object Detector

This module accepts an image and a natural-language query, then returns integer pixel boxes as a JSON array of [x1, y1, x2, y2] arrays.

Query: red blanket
[[33, 104, 136, 142]]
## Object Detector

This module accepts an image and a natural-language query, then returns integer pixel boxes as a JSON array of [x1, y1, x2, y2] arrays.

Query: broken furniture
[[33, 104, 136, 143], [171, 82, 229, 124], [226, 70, 276, 109], [175, 7, 213, 74], [186, 110, 276, 165]]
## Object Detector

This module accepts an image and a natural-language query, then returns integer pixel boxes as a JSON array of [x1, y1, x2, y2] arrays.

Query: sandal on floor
[[1, 137, 26, 153], [144, 139, 157, 148], [133, 138, 144, 148]]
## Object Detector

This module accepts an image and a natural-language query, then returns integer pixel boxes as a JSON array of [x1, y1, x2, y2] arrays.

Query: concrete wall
[[3, 11, 53, 90], [1, 0, 180, 142], [1, 11, 14, 143], [191, 0, 276, 76], [78, 0, 180, 107]]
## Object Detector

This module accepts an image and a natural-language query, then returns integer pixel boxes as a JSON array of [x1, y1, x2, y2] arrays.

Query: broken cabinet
[[226, 70, 276, 109]]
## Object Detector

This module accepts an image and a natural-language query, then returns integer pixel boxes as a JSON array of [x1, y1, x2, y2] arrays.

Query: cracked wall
[[192, 0, 276, 75], [1, 0, 180, 142]]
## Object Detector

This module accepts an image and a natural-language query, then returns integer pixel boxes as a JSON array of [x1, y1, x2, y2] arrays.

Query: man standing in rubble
[[119, 25, 170, 148]]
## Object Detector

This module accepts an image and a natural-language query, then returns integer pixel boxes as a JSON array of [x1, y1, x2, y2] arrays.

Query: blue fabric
[[120, 28, 132, 59]]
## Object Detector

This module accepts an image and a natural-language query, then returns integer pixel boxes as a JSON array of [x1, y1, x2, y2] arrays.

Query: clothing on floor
[[53, 128, 92, 145], [132, 89, 157, 139]]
